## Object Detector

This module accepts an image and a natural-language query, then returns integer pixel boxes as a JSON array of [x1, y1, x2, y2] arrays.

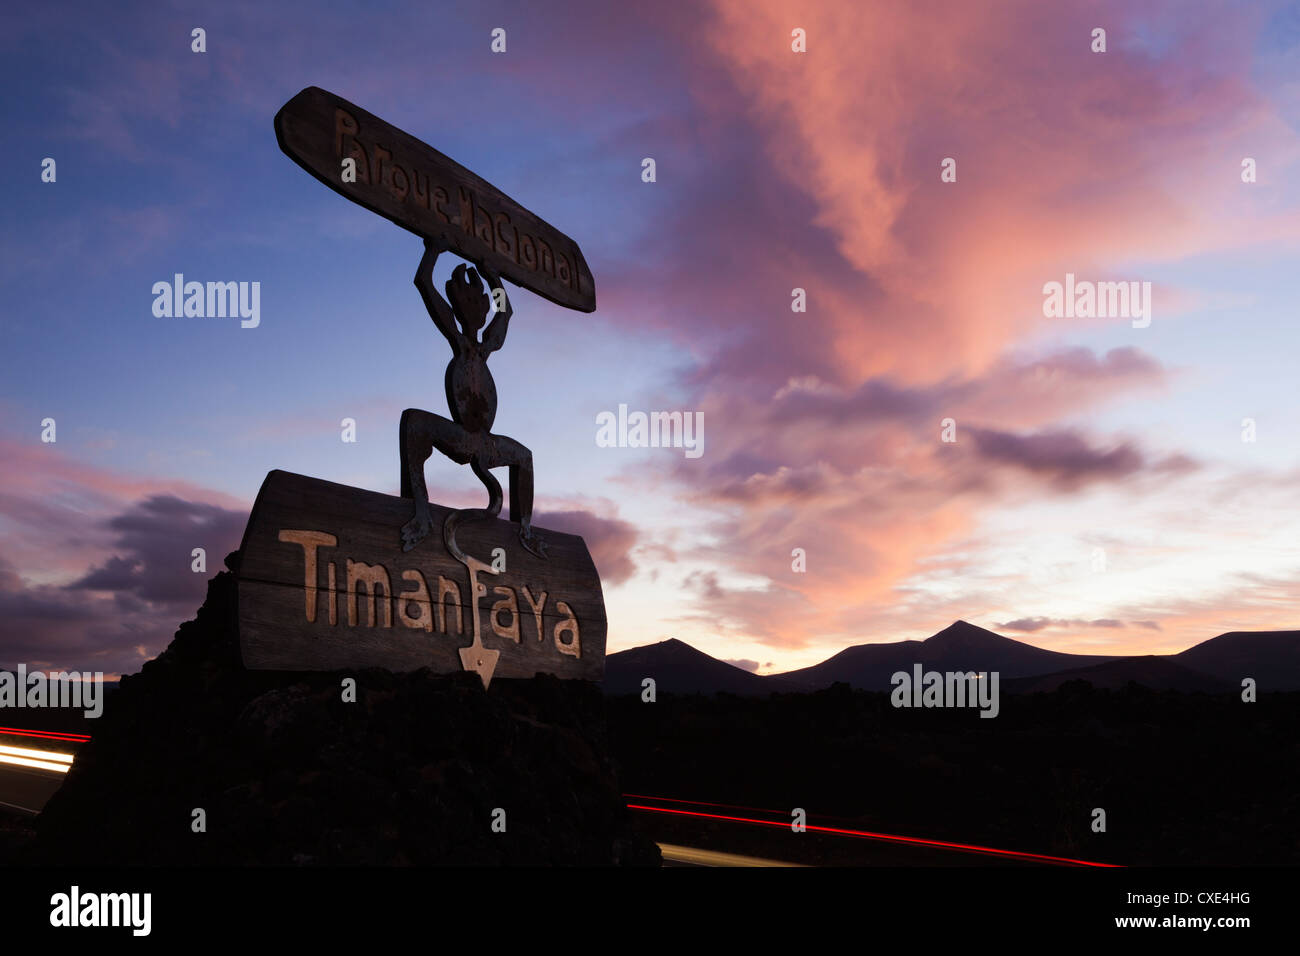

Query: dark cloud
[[537, 509, 638, 585], [69, 495, 245, 605], [999, 617, 1052, 632], [0, 554, 176, 671], [0, 495, 245, 674], [665, 346, 1178, 507], [998, 617, 1144, 633], [682, 570, 726, 602], [966, 427, 1196, 491]]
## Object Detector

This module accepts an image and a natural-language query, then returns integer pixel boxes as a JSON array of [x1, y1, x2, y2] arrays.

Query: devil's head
[[446, 264, 490, 334]]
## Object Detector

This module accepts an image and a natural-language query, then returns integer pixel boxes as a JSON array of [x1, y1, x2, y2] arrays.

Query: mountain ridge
[[602, 620, 1300, 695]]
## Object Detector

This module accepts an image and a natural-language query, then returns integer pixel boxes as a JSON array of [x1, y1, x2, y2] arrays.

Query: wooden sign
[[235, 470, 606, 686], [274, 86, 596, 312]]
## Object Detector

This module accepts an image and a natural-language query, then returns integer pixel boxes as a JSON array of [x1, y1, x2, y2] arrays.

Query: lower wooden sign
[[234, 470, 606, 686]]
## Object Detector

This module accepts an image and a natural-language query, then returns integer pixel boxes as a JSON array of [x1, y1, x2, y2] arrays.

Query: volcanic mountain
[[773, 620, 1120, 692], [1002, 655, 1233, 693], [1172, 630, 1300, 691], [601, 639, 813, 696], [602, 621, 1300, 696]]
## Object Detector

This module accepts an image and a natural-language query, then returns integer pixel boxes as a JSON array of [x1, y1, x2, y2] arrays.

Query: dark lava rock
[[29, 558, 659, 866]]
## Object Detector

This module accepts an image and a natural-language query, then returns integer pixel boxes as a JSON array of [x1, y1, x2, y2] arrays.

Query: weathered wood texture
[[236, 470, 606, 681], [275, 86, 595, 312]]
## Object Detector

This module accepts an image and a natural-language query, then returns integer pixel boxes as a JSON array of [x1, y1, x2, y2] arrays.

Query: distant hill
[[602, 622, 1300, 696], [1173, 630, 1300, 691], [602, 639, 803, 696], [1003, 656, 1233, 694], [773, 621, 1120, 692]]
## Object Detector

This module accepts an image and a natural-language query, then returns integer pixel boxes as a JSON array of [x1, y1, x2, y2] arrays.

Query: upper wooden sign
[[235, 470, 607, 686], [274, 86, 596, 312]]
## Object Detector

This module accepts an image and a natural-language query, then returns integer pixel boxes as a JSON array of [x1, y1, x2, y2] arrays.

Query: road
[[0, 728, 82, 814], [0, 729, 1120, 867], [0, 764, 66, 815], [658, 843, 808, 867]]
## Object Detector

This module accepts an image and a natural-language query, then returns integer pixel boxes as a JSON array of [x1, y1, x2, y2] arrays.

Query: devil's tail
[[442, 460, 503, 563]]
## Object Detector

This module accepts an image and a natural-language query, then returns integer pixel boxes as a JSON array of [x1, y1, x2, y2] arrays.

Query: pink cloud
[[590, 0, 1300, 655]]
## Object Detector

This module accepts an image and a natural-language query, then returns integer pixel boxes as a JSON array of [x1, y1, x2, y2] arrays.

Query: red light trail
[[0, 734, 1118, 867], [624, 792, 869, 823], [625, 797, 1122, 867], [0, 727, 91, 743]]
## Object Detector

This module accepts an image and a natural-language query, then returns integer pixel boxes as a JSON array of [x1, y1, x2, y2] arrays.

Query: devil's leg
[[482, 434, 544, 557], [399, 408, 474, 551]]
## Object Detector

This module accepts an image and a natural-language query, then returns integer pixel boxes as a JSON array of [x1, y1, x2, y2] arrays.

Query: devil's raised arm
[[413, 238, 460, 346], [480, 264, 512, 352]]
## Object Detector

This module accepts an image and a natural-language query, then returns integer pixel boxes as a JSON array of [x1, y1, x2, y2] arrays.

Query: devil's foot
[[519, 525, 548, 559], [401, 513, 433, 552]]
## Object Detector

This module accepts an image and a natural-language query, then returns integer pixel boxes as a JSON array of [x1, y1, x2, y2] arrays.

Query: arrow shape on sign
[[444, 509, 504, 689]]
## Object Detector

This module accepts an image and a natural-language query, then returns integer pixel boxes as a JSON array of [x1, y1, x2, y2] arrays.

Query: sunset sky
[[3, 0, 1300, 676]]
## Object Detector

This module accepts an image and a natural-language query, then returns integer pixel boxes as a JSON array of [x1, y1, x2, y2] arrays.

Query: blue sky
[[4, 0, 1300, 675]]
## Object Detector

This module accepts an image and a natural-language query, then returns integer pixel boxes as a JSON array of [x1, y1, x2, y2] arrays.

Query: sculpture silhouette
[[400, 237, 545, 558]]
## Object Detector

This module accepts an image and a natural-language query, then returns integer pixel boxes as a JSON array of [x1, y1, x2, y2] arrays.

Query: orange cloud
[[609, 0, 1300, 655]]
